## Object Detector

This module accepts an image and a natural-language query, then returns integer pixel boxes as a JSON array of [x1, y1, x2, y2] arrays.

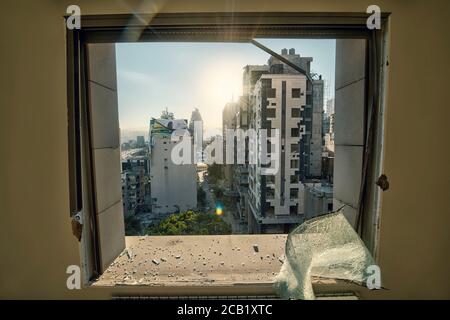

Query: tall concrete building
[[136, 135, 145, 147], [326, 98, 335, 116], [148, 118, 197, 215], [121, 148, 151, 216], [222, 102, 239, 189], [221, 66, 270, 222], [121, 168, 147, 216], [189, 108, 204, 163], [246, 48, 324, 233]]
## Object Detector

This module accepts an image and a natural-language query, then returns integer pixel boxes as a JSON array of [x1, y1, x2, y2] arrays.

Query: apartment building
[[121, 168, 147, 216], [247, 49, 324, 233], [121, 148, 151, 216], [189, 108, 204, 163], [148, 118, 197, 215]]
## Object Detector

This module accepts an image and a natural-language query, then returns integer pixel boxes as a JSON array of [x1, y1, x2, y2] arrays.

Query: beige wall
[[1, 0, 449, 299]]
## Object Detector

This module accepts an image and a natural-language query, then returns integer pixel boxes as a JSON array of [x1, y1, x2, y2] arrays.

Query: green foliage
[[146, 210, 232, 235], [124, 214, 142, 236]]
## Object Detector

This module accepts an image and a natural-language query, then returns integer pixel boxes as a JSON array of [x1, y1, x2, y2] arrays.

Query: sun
[[198, 60, 243, 108]]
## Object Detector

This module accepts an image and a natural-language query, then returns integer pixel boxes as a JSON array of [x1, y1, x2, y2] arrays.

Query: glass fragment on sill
[[274, 208, 376, 300]]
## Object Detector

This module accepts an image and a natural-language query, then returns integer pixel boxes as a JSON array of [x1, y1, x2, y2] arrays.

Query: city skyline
[[116, 39, 336, 139]]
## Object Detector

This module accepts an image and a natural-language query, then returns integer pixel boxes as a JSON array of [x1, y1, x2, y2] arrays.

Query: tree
[[146, 210, 231, 235]]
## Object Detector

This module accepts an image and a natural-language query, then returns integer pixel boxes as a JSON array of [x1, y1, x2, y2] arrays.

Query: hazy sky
[[116, 39, 335, 138]]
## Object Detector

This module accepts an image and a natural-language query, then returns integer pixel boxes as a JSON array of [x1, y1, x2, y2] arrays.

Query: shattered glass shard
[[274, 208, 377, 300]]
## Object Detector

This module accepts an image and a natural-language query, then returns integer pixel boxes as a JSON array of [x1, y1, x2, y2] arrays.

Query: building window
[[267, 108, 276, 118], [68, 12, 385, 287], [265, 205, 275, 215], [290, 188, 298, 198], [291, 108, 301, 117], [290, 175, 299, 183], [266, 175, 275, 184]]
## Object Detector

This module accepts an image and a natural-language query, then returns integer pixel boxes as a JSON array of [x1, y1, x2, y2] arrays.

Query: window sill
[[93, 235, 286, 288], [92, 235, 363, 298]]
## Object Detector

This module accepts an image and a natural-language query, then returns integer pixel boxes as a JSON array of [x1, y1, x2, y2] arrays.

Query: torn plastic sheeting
[[274, 208, 376, 300]]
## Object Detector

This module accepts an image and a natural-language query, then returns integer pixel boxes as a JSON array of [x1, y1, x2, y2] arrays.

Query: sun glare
[[198, 60, 243, 111]]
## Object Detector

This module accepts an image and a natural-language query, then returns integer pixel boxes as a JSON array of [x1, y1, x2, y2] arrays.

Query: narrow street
[[197, 169, 244, 234]]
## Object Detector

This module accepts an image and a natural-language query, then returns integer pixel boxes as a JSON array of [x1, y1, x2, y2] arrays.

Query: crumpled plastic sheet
[[274, 208, 376, 300]]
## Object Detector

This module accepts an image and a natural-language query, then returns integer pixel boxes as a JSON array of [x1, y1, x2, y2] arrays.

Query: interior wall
[[1, 0, 449, 299]]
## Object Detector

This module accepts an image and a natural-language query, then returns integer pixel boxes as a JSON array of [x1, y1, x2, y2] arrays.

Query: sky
[[116, 39, 335, 139]]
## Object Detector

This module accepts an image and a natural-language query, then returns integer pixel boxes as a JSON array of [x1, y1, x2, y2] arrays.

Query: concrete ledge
[[93, 235, 286, 288], [92, 235, 370, 298]]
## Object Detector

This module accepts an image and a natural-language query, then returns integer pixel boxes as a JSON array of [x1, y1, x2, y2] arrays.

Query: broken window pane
[[274, 208, 376, 300]]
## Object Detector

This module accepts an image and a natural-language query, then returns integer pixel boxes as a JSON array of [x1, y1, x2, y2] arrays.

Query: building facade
[[246, 48, 324, 233], [121, 149, 150, 216], [148, 118, 197, 215]]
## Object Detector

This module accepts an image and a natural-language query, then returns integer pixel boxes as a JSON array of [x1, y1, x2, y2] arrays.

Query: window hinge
[[71, 211, 83, 242]]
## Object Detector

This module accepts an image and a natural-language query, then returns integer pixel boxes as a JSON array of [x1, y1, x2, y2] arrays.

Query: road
[[197, 169, 245, 234]]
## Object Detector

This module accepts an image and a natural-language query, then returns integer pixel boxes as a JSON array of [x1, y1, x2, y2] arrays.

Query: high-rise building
[[326, 98, 335, 116], [136, 135, 145, 147], [121, 148, 151, 216], [225, 65, 270, 223], [222, 102, 239, 189], [148, 118, 197, 215], [221, 66, 269, 224], [121, 167, 148, 216], [246, 48, 324, 233], [189, 108, 204, 163]]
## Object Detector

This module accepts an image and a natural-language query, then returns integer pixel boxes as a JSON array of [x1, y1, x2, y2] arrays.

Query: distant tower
[[189, 108, 204, 163]]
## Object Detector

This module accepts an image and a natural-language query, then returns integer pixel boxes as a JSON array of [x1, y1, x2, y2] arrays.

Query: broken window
[[66, 12, 387, 294]]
